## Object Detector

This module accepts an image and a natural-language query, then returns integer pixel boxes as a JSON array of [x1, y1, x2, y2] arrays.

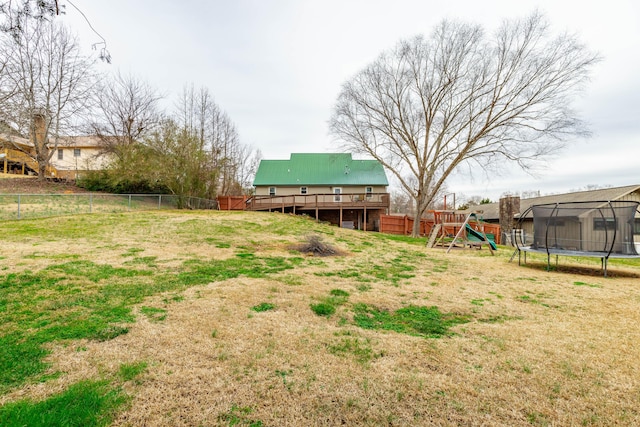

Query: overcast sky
[[61, 0, 639, 202]]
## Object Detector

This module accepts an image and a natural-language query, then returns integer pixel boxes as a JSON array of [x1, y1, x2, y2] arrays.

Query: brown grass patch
[[2, 211, 640, 426]]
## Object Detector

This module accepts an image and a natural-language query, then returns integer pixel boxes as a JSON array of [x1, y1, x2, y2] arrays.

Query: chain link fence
[[0, 193, 218, 220]]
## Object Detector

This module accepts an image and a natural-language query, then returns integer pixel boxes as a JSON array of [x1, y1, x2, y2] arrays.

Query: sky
[[60, 0, 640, 203]]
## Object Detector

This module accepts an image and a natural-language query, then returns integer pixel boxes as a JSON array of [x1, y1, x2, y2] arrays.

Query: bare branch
[[90, 71, 163, 160]]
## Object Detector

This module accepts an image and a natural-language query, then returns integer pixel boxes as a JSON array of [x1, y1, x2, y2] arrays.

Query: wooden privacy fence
[[380, 214, 501, 244], [379, 214, 432, 236], [217, 195, 248, 210]]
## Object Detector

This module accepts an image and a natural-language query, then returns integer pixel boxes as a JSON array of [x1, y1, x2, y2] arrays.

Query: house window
[[365, 186, 373, 198], [269, 187, 276, 196], [333, 187, 342, 202], [634, 218, 640, 234], [594, 217, 617, 231], [73, 148, 81, 157], [300, 187, 308, 195], [57, 149, 63, 160]]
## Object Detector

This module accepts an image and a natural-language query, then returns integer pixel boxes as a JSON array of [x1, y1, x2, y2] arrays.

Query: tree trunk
[[411, 196, 430, 237], [38, 162, 47, 180]]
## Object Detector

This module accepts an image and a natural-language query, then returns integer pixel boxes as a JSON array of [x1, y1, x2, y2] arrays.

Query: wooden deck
[[2, 147, 59, 177], [246, 193, 390, 212]]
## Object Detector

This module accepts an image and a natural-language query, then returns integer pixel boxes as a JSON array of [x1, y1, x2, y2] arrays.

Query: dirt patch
[[0, 177, 86, 194]]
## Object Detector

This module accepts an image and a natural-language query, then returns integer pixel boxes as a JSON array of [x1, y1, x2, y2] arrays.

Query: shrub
[[251, 302, 276, 312], [310, 303, 336, 317]]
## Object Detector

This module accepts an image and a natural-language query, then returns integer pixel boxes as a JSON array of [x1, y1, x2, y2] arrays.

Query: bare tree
[[214, 114, 241, 195], [86, 72, 162, 188], [0, 34, 13, 113], [330, 12, 600, 236], [389, 188, 413, 215], [91, 72, 162, 160], [175, 84, 225, 198], [235, 146, 261, 195], [0, 16, 96, 178], [175, 83, 207, 145], [0, 0, 60, 40], [175, 84, 250, 196], [1, 1, 112, 62]]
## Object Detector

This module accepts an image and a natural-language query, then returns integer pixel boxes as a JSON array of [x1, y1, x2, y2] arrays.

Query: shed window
[[593, 218, 617, 231], [269, 187, 276, 196], [300, 187, 307, 195], [57, 149, 63, 160], [73, 148, 81, 157]]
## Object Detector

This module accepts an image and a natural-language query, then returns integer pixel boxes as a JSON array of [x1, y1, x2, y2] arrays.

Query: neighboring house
[[1, 134, 110, 180], [464, 184, 640, 244], [248, 153, 390, 230], [51, 136, 110, 179]]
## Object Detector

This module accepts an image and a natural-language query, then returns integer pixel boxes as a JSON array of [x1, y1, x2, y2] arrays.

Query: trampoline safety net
[[529, 201, 639, 256]]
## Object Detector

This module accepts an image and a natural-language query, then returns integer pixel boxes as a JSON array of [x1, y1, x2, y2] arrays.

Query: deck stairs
[[2, 147, 59, 176]]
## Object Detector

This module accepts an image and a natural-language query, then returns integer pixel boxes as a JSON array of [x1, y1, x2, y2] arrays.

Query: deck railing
[[246, 193, 390, 211]]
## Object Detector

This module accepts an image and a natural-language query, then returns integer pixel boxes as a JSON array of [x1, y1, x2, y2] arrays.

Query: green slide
[[465, 224, 497, 250]]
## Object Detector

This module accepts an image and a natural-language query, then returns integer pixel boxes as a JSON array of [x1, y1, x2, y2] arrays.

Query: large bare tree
[[84, 72, 163, 188], [330, 13, 600, 236], [91, 72, 162, 158], [0, 15, 95, 178]]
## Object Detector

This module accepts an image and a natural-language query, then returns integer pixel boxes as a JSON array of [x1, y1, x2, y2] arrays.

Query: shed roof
[[465, 184, 640, 220], [253, 153, 389, 186]]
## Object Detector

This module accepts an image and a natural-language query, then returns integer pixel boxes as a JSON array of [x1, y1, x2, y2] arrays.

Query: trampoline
[[511, 201, 640, 276]]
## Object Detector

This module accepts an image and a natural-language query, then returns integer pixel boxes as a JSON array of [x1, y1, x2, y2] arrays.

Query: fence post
[[128, 195, 132, 210], [17, 194, 21, 219], [89, 193, 93, 213], [158, 195, 162, 209]]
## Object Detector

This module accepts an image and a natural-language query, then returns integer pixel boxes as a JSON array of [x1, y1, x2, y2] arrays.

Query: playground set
[[511, 201, 640, 276], [426, 210, 497, 254]]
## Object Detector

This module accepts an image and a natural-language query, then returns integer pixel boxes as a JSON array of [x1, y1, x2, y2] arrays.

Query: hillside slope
[[0, 177, 85, 194]]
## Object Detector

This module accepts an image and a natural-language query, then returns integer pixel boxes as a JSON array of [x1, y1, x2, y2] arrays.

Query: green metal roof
[[253, 153, 389, 186]]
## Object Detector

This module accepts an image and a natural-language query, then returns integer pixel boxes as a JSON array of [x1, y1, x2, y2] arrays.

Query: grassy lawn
[[1, 210, 639, 426]]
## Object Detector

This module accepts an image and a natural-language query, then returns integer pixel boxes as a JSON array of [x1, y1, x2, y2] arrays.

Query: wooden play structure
[[426, 211, 497, 254]]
